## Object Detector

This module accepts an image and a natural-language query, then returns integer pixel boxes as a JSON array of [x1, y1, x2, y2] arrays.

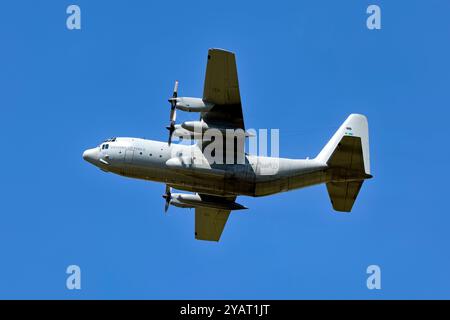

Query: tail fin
[[316, 114, 371, 212]]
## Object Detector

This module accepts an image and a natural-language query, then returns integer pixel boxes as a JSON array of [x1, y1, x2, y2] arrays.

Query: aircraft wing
[[201, 48, 245, 130], [195, 202, 232, 241]]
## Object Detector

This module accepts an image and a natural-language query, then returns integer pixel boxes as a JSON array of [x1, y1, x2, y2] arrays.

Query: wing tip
[[195, 233, 221, 242], [208, 48, 235, 55]]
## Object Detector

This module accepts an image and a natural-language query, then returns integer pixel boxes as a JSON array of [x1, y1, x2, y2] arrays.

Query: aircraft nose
[[82, 148, 97, 164]]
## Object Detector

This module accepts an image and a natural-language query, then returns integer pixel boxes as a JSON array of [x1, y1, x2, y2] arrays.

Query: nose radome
[[82, 148, 97, 164]]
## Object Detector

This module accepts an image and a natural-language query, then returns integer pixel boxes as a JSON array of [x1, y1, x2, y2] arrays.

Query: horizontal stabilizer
[[326, 181, 364, 212]]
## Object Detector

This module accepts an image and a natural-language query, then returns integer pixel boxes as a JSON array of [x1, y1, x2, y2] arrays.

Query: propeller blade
[[169, 107, 176, 123], [167, 80, 179, 145], [173, 80, 179, 98], [167, 122, 175, 146], [162, 185, 171, 213]]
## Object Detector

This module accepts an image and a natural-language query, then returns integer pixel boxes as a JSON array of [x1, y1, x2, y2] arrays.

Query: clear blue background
[[1, 0, 449, 299]]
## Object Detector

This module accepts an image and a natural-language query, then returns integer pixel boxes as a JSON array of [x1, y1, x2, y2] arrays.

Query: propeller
[[166, 80, 179, 145], [162, 185, 172, 213]]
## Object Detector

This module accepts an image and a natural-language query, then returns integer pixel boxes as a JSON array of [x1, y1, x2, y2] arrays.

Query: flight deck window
[[105, 144, 109, 149]]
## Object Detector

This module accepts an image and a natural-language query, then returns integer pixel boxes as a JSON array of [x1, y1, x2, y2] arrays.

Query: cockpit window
[[103, 137, 116, 143]]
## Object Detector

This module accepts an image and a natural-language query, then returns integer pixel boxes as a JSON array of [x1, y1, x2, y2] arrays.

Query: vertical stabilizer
[[316, 114, 370, 175]]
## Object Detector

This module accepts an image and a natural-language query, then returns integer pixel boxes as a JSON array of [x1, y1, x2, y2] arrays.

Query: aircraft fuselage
[[83, 137, 330, 197]]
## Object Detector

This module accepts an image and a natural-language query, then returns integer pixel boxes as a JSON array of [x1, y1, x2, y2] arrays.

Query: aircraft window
[[101, 144, 105, 149], [149, 154, 152, 156], [105, 144, 109, 149]]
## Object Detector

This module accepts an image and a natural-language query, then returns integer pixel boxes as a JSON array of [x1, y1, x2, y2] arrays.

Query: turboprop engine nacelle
[[181, 121, 209, 132], [178, 120, 255, 138], [172, 121, 225, 139], [173, 97, 214, 112], [169, 193, 247, 211], [172, 124, 203, 139]]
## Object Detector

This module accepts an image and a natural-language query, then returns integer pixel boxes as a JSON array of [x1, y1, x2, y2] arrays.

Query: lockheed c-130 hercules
[[83, 48, 372, 242]]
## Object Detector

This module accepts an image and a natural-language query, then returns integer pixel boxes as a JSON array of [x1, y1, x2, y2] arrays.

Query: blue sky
[[1, 0, 450, 299]]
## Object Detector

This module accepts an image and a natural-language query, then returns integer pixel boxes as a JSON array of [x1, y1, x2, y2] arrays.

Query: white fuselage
[[83, 137, 331, 197]]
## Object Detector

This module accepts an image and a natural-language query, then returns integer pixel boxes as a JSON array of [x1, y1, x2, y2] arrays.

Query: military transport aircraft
[[83, 48, 372, 242]]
